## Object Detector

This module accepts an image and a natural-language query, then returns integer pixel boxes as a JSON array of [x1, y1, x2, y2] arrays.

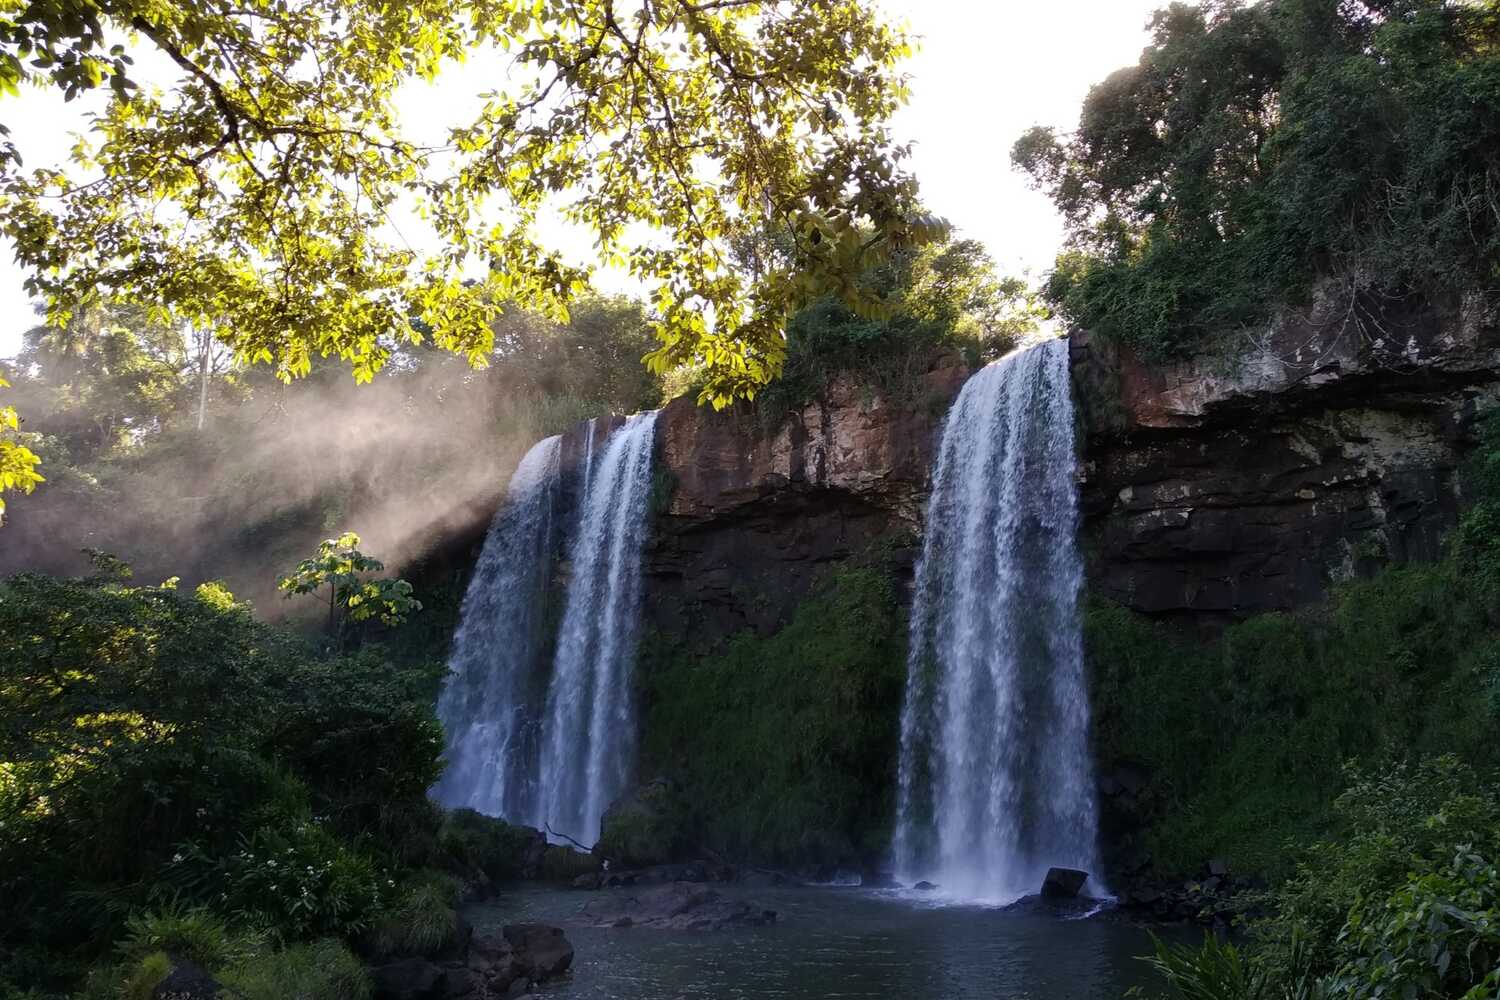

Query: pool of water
[[468, 886, 1175, 999]]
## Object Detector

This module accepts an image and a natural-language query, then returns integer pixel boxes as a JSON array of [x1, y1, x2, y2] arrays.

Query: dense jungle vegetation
[[1014, 0, 1500, 358]]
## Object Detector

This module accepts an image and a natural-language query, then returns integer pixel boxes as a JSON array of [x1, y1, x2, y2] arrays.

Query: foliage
[[1087, 551, 1500, 877], [116, 904, 264, 971], [174, 823, 394, 942], [1136, 759, 1500, 1000], [364, 871, 461, 958], [0, 374, 43, 521], [640, 564, 908, 867], [216, 938, 372, 1000], [0, 0, 941, 406], [752, 236, 1044, 429], [0, 569, 446, 991], [1015, 0, 1500, 358], [1131, 933, 1305, 1000], [116, 952, 171, 1000], [278, 532, 423, 643]]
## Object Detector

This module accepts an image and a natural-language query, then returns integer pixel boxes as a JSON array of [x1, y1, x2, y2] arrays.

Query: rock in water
[[1041, 867, 1090, 899], [502, 923, 575, 979], [912, 881, 938, 891], [578, 882, 776, 931]]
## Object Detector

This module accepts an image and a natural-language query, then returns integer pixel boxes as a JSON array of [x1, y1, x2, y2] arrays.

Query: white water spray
[[432, 435, 563, 819], [537, 411, 659, 843], [893, 339, 1102, 903]]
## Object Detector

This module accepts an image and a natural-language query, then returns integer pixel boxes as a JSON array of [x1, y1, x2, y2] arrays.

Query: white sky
[[0, 0, 1166, 358]]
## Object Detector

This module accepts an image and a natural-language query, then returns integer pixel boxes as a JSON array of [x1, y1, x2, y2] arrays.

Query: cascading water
[[432, 434, 563, 820], [893, 338, 1103, 903], [537, 411, 659, 844]]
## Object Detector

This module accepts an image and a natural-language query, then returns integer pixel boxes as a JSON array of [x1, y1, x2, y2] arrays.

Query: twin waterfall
[[895, 339, 1102, 901], [431, 434, 561, 822], [539, 413, 658, 844], [433, 414, 659, 845], [433, 339, 1100, 900]]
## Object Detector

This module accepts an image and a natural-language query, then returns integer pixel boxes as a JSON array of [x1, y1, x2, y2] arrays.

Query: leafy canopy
[[0, 376, 43, 521], [1014, 0, 1500, 357], [0, 0, 943, 411]]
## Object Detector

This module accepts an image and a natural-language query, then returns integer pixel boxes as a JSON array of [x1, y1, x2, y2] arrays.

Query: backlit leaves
[[0, 0, 936, 415]]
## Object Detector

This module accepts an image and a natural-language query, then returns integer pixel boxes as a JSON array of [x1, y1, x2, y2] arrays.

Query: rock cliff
[[1071, 289, 1500, 622], [642, 365, 968, 637]]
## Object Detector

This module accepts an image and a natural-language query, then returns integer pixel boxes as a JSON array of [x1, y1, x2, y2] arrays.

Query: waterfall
[[537, 411, 659, 844], [432, 434, 563, 819], [893, 338, 1102, 903]]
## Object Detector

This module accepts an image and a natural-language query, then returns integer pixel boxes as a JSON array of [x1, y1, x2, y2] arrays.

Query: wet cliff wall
[[1072, 290, 1500, 625]]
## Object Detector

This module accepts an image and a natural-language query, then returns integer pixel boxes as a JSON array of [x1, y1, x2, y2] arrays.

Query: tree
[[0, 376, 43, 522], [10, 303, 209, 461], [277, 532, 422, 647], [0, 0, 944, 415], [1012, 0, 1500, 358]]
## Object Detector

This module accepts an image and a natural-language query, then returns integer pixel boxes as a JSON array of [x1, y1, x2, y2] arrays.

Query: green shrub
[[118, 952, 171, 1000], [181, 824, 393, 942], [116, 904, 263, 971], [1087, 557, 1499, 877], [218, 938, 372, 1000], [640, 565, 908, 866], [365, 871, 460, 958]]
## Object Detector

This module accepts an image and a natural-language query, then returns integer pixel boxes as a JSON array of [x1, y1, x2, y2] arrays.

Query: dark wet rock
[[152, 960, 221, 1000], [737, 868, 798, 888], [368, 923, 572, 1000], [502, 924, 575, 979], [912, 881, 938, 891], [371, 958, 445, 1000], [578, 881, 777, 931], [1207, 859, 1230, 877], [1042, 867, 1090, 899], [1070, 291, 1500, 624]]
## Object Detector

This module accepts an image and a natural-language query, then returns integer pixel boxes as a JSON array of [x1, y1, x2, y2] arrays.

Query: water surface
[[469, 886, 1169, 999]]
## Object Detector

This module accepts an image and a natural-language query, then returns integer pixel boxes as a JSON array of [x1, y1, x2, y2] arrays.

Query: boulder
[[371, 958, 445, 1000], [578, 881, 777, 931], [436, 809, 549, 886], [1206, 859, 1230, 877], [152, 960, 221, 1000], [911, 881, 938, 892], [1041, 867, 1090, 899], [502, 923, 575, 979]]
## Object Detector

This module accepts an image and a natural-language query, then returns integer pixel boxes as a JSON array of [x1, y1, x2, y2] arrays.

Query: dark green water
[[468, 886, 1176, 999]]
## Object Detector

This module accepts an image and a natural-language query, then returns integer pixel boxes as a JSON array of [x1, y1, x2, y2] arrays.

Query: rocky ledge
[[645, 362, 968, 637], [1072, 288, 1500, 621], [577, 882, 778, 931]]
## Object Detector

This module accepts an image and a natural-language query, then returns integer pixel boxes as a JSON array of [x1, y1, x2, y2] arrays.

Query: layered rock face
[[1072, 290, 1500, 622], [643, 365, 968, 637]]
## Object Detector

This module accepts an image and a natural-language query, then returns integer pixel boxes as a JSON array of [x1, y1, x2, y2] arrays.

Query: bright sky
[[0, 1, 1167, 358]]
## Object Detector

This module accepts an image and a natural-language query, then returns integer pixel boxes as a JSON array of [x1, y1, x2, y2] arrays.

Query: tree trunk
[[195, 327, 211, 432]]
